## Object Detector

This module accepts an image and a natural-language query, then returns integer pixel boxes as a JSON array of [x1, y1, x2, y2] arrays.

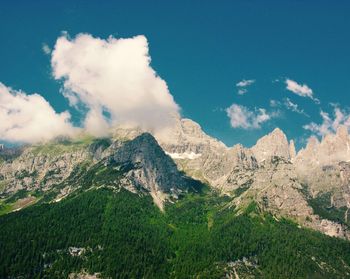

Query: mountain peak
[[271, 127, 285, 136], [113, 132, 200, 209], [251, 127, 290, 162], [336, 125, 349, 140]]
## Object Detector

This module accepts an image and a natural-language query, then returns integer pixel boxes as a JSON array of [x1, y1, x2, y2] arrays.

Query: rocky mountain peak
[[251, 127, 291, 162], [157, 117, 227, 157], [336, 125, 349, 141], [181, 118, 205, 137], [113, 132, 199, 209], [296, 127, 350, 166], [306, 136, 319, 149]]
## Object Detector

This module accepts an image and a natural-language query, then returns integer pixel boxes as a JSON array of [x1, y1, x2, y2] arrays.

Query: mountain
[[1, 118, 350, 278], [0, 132, 201, 212], [294, 126, 350, 229], [157, 118, 258, 192], [155, 120, 350, 239]]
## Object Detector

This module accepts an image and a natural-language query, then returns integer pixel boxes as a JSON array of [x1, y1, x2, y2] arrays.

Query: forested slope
[[1, 187, 350, 278]]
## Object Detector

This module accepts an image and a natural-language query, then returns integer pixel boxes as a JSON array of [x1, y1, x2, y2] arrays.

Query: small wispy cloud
[[237, 88, 247, 95], [269, 98, 309, 117], [236, 79, 255, 87], [226, 103, 277, 129], [269, 99, 281, 108], [303, 105, 350, 136], [285, 78, 320, 104], [236, 79, 255, 95], [42, 43, 51, 55], [284, 98, 309, 117]]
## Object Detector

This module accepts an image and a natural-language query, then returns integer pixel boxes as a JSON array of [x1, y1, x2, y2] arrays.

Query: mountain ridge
[[1, 117, 350, 239]]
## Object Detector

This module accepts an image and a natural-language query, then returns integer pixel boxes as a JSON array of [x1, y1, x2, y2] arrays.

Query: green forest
[[1, 187, 350, 278]]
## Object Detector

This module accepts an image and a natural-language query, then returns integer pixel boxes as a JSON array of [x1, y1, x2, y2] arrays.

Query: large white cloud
[[226, 103, 275, 129], [51, 33, 180, 137], [0, 83, 77, 143]]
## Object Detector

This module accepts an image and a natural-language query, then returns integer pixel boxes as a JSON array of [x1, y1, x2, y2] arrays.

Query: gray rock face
[[113, 133, 197, 209], [293, 126, 350, 229], [155, 118, 350, 239], [158, 118, 227, 156], [0, 146, 90, 197], [251, 128, 291, 162], [231, 156, 349, 238], [296, 126, 350, 167], [0, 133, 199, 210], [156, 118, 258, 192], [289, 140, 296, 160]]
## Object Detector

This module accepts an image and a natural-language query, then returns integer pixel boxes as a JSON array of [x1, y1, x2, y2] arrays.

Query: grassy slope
[[1, 188, 350, 278]]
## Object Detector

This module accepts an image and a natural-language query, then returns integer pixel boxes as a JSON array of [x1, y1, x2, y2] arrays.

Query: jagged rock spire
[[289, 140, 296, 159], [251, 128, 290, 162]]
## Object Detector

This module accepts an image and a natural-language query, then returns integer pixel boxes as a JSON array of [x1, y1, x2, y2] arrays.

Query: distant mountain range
[[1, 117, 350, 278]]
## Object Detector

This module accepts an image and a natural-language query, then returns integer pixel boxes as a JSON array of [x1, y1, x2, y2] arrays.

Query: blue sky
[[0, 0, 350, 149]]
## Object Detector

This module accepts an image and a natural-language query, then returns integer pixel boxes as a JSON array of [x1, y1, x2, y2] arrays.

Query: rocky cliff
[[113, 133, 201, 209]]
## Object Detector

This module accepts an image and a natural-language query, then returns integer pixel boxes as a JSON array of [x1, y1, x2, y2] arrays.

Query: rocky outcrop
[[0, 137, 122, 198], [294, 126, 350, 217], [113, 133, 198, 209], [155, 118, 350, 239], [231, 156, 350, 239], [295, 126, 350, 166], [158, 118, 227, 157], [0, 146, 90, 196], [155, 118, 258, 192], [289, 140, 296, 160], [251, 128, 291, 162]]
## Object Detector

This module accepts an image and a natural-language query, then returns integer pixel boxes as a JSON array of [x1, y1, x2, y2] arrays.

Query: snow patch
[[166, 152, 202, 160]]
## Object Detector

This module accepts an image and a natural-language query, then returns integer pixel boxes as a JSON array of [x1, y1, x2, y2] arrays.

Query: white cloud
[[51, 33, 180, 137], [285, 78, 319, 103], [284, 98, 309, 117], [237, 88, 247, 95], [236, 79, 255, 87], [269, 99, 281, 107], [303, 106, 350, 136], [226, 103, 275, 129], [236, 79, 255, 95], [269, 98, 308, 117], [0, 83, 77, 143], [42, 43, 51, 55], [285, 79, 312, 97]]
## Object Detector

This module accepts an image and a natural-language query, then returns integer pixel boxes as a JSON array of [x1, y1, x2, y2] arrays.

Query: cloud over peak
[[52, 33, 180, 136], [0, 33, 181, 143]]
